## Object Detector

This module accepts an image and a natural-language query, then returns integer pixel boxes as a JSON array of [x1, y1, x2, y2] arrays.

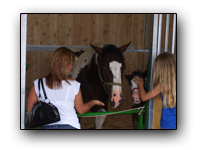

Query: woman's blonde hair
[[153, 52, 176, 108], [46, 47, 77, 89]]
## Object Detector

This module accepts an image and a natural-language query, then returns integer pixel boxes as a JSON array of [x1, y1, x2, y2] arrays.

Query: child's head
[[46, 47, 77, 89], [153, 52, 176, 108]]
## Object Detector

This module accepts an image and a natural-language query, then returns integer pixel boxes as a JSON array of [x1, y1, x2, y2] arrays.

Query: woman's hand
[[133, 76, 144, 86], [92, 100, 105, 106]]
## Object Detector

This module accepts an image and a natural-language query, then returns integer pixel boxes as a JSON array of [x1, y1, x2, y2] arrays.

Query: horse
[[70, 42, 131, 129], [125, 69, 147, 129]]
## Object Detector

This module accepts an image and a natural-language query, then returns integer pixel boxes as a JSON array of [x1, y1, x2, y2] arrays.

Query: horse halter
[[131, 87, 139, 95], [98, 65, 123, 95]]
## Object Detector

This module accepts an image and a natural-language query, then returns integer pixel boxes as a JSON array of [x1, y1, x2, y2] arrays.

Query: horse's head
[[90, 42, 131, 108], [125, 70, 147, 106]]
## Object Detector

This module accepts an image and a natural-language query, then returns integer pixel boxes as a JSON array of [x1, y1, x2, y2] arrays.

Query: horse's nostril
[[120, 93, 124, 99], [119, 98, 124, 104], [110, 99, 115, 108]]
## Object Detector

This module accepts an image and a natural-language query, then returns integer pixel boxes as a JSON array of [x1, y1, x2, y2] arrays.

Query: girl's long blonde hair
[[46, 47, 77, 89], [153, 52, 176, 108]]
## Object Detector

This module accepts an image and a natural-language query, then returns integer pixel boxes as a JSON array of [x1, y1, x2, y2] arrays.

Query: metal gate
[[147, 14, 176, 129]]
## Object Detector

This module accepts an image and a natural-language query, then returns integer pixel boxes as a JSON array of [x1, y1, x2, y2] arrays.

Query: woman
[[27, 47, 104, 129]]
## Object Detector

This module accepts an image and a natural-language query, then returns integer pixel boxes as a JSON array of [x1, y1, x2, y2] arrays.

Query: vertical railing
[[21, 14, 27, 129], [171, 14, 177, 54], [164, 14, 170, 52]]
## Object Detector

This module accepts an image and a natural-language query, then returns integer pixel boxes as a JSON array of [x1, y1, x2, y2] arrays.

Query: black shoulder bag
[[25, 78, 60, 128]]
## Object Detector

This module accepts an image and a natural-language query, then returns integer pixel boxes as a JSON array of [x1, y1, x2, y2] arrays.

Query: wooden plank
[[72, 14, 81, 45], [124, 14, 132, 47], [144, 14, 152, 49], [152, 95, 162, 129], [95, 14, 104, 43], [80, 14, 89, 45], [131, 14, 138, 48], [27, 14, 34, 45], [123, 52, 132, 110], [25, 51, 31, 113], [116, 14, 125, 45], [31, 51, 41, 83], [41, 14, 50, 45], [50, 14, 57, 45], [88, 14, 95, 44], [103, 14, 111, 43], [137, 14, 145, 49], [27, 14, 42, 45], [65, 14, 73, 45], [57, 14, 66, 45], [109, 14, 118, 45]]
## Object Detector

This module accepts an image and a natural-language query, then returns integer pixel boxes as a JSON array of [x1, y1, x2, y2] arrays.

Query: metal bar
[[164, 14, 170, 52], [21, 14, 27, 129], [138, 113, 144, 129], [77, 108, 145, 117], [26, 45, 149, 52], [171, 14, 176, 54], [148, 14, 159, 129], [157, 14, 162, 55]]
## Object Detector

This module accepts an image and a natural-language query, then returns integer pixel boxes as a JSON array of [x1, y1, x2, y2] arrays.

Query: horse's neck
[[70, 47, 97, 79]]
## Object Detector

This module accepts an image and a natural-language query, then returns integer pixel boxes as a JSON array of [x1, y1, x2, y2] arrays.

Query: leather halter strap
[[131, 87, 139, 94], [98, 65, 122, 95]]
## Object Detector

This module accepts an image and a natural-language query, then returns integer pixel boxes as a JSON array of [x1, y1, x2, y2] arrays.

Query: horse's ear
[[125, 74, 133, 82], [119, 41, 131, 52], [141, 69, 147, 78], [90, 44, 103, 54]]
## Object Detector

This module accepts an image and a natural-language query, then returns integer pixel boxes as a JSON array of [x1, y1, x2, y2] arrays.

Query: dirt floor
[[80, 114, 134, 129]]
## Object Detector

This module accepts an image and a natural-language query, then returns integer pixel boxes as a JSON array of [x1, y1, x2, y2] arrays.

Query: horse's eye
[[121, 65, 125, 71]]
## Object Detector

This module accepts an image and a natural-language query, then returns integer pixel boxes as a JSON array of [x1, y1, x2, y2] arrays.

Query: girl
[[133, 52, 176, 129], [27, 47, 104, 129]]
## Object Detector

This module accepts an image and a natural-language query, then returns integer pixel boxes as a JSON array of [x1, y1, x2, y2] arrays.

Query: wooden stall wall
[[26, 14, 159, 129], [27, 14, 151, 47]]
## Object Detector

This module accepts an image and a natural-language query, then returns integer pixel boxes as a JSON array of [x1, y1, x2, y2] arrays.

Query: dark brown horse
[[125, 70, 147, 129], [71, 42, 131, 129]]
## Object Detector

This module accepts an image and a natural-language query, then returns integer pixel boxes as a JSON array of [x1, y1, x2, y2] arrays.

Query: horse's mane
[[70, 43, 107, 79]]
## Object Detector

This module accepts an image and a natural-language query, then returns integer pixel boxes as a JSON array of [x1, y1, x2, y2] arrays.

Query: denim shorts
[[41, 124, 77, 129]]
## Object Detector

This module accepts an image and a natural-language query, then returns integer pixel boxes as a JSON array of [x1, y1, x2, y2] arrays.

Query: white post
[[21, 14, 27, 129], [164, 14, 170, 52], [157, 14, 162, 55], [171, 14, 176, 54]]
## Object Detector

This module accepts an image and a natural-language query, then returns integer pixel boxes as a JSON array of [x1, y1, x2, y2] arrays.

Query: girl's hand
[[133, 76, 144, 86], [92, 100, 105, 106]]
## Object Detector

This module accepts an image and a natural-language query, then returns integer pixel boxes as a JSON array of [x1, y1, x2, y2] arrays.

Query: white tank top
[[33, 78, 81, 129]]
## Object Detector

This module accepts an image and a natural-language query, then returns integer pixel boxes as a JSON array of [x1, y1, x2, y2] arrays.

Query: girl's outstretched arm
[[133, 76, 162, 101]]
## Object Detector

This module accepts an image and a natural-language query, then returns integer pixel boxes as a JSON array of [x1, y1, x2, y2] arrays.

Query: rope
[[78, 106, 145, 117]]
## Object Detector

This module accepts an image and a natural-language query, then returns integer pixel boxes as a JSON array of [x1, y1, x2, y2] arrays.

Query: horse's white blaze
[[131, 80, 139, 93], [109, 61, 123, 108], [131, 79, 140, 105], [109, 61, 122, 91]]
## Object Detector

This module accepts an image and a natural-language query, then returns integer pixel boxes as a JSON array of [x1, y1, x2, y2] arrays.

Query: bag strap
[[38, 78, 41, 98], [40, 78, 48, 99]]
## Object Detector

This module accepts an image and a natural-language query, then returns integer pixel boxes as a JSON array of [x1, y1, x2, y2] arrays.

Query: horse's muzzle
[[110, 92, 124, 108]]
